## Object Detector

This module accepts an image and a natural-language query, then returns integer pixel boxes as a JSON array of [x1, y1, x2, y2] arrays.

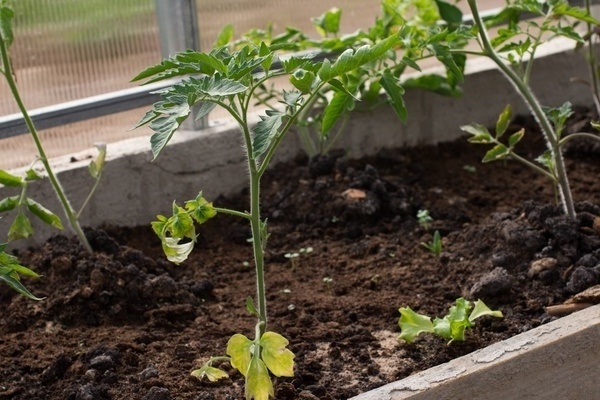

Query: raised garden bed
[[1, 34, 600, 400]]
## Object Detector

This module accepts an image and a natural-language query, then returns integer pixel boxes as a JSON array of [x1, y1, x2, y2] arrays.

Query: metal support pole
[[154, 0, 207, 130]]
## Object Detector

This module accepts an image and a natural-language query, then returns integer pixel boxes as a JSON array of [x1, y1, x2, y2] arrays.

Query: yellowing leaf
[[259, 331, 294, 377], [227, 333, 253, 377], [245, 356, 274, 400], [191, 365, 229, 382], [161, 237, 195, 265]]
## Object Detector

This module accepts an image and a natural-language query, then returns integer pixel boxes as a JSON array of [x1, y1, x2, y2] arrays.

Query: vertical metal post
[[154, 0, 207, 130]]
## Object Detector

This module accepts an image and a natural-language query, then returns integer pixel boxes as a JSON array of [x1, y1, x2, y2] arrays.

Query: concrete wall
[[0, 37, 596, 247]]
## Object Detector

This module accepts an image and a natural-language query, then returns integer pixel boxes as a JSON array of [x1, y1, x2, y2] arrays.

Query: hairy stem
[[467, 0, 576, 218]]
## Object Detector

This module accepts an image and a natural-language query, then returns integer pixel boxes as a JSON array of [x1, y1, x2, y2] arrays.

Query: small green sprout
[[284, 247, 313, 269], [416, 209, 433, 230], [421, 230, 442, 257], [322, 277, 333, 290], [463, 165, 477, 173], [398, 298, 503, 343]]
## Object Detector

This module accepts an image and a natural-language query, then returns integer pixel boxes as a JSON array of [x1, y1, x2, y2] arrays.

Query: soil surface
[[1, 109, 600, 400]]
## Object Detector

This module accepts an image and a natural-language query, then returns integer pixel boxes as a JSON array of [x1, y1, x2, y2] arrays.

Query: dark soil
[[1, 109, 600, 400]]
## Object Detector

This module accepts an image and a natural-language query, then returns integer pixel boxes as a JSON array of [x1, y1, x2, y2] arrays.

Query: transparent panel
[[0, 0, 161, 169]]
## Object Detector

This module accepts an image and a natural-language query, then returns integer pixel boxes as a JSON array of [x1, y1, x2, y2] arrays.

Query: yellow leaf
[[259, 331, 294, 377], [227, 333, 253, 377], [191, 365, 229, 382], [245, 355, 273, 400]]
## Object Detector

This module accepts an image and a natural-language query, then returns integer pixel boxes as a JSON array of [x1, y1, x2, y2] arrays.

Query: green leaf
[[552, 2, 600, 25], [191, 365, 229, 382], [482, 144, 510, 163], [469, 299, 503, 322], [185, 192, 217, 224], [195, 102, 218, 121], [24, 169, 43, 182], [403, 74, 462, 97], [245, 296, 260, 318], [0, 4, 14, 47], [88, 143, 107, 179], [148, 101, 191, 160], [289, 69, 316, 94], [131, 50, 227, 84], [227, 333, 253, 377], [0, 270, 44, 300], [433, 298, 472, 341], [318, 32, 400, 81], [380, 69, 407, 123], [508, 128, 525, 148], [462, 123, 493, 144], [0, 246, 44, 300], [25, 198, 63, 230], [312, 7, 342, 36], [435, 0, 463, 24], [0, 170, 22, 187], [214, 24, 234, 47], [259, 331, 295, 377], [398, 306, 434, 343], [8, 213, 34, 241], [252, 110, 285, 159], [321, 91, 354, 135], [0, 195, 18, 213], [428, 44, 464, 83], [245, 355, 274, 400], [495, 104, 512, 138], [591, 120, 600, 131]]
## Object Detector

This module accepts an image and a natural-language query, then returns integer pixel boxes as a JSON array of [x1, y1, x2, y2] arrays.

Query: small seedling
[[421, 230, 442, 257], [322, 277, 333, 290], [416, 209, 433, 230], [462, 165, 476, 173], [398, 298, 503, 343], [284, 247, 313, 269]]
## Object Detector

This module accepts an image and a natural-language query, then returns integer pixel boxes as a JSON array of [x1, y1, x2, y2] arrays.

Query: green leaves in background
[[0, 2, 14, 47]]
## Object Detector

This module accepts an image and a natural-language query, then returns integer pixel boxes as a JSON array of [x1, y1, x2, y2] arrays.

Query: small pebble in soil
[[528, 257, 558, 278], [139, 365, 160, 381], [88, 355, 116, 372], [566, 266, 599, 293], [469, 267, 512, 300], [143, 386, 171, 400]]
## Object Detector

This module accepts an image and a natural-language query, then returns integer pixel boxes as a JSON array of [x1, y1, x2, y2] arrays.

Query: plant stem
[[0, 32, 93, 252], [585, 0, 600, 115], [213, 207, 251, 220], [558, 131, 600, 147], [467, 0, 576, 218]]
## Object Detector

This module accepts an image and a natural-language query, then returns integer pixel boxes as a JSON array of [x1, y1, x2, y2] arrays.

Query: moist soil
[[1, 109, 600, 400]]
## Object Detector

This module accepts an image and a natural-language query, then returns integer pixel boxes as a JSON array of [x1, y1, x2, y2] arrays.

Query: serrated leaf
[[191, 365, 229, 382], [252, 110, 285, 159], [401, 55, 421, 72], [185, 192, 217, 224], [8, 213, 34, 241], [380, 69, 407, 123], [282, 89, 303, 107], [148, 103, 191, 160], [428, 44, 464, 82], [245, 356, 273, 400], [289, 69, 315, 94], [482, 144, 510, 162], [0, 195, 18, 213], [25, 198, 63, 230], [227, 333, 253, 377], [318, 32, 400, 81], [552, 2, 600, 25], [398, 307, 434, 343], [321, 90, 354, 135], [469, 299, 503, 322], [495, 105, 512, 137], [259, 331, 294, 377], [0, 170, 22, 187], [0, 5, 14, 47], [131, 50, 227, 84]]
